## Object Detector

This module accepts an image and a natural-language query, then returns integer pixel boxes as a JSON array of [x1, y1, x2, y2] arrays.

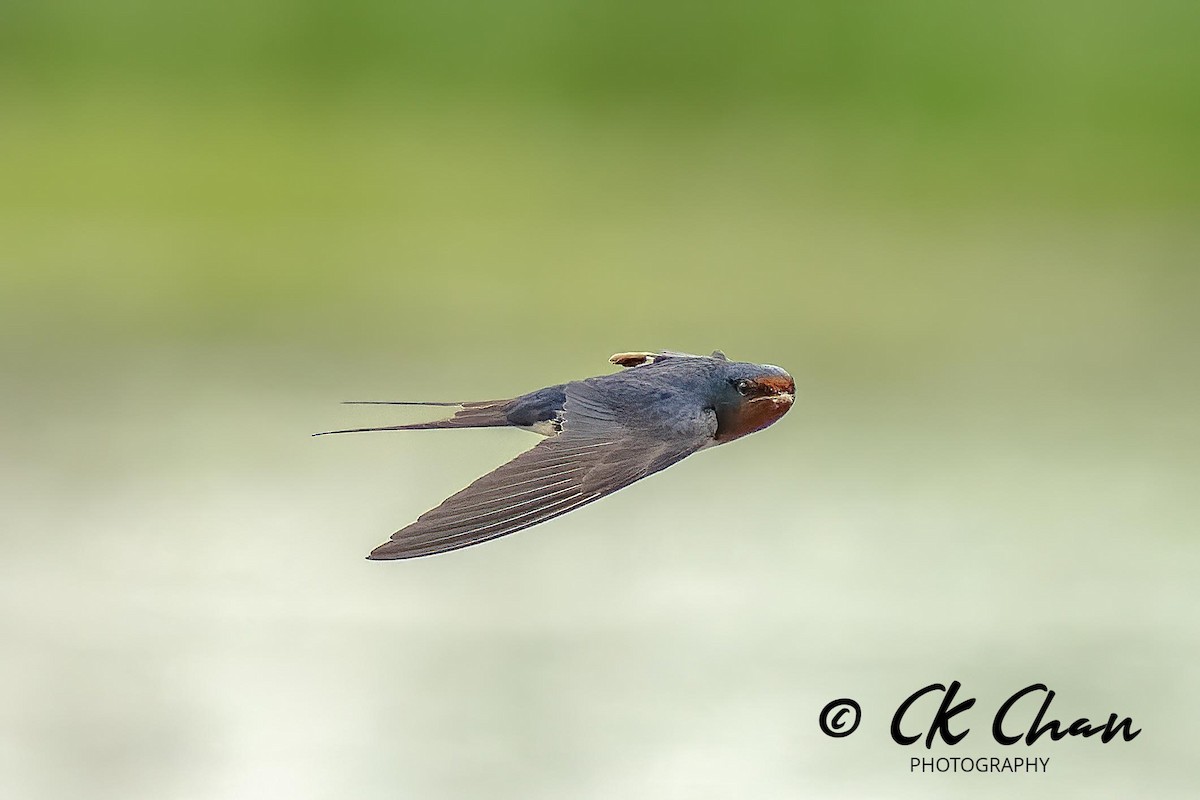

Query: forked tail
[[312, 399, 512, 436]]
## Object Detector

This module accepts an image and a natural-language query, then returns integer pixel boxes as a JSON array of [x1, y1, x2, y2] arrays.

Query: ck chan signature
[[819, 681, 1141, 748]]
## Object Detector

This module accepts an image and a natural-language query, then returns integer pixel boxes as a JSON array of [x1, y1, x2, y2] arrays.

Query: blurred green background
[[1, 2, 1197, 799]]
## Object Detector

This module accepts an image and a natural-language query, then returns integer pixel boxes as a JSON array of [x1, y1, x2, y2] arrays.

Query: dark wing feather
[[368, 383, 714, 559], [609, 349, 722, 368]]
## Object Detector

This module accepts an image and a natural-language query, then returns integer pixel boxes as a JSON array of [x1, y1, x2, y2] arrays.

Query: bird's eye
[[733, 379, 751, 395]]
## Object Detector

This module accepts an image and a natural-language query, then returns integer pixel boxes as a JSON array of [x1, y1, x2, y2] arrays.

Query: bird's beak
[[768, 390, 795, 406], [748, 375, 796, 407], [748, 388, 795, 408]]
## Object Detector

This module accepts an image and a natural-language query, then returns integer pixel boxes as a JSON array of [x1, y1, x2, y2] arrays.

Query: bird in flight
[[316, 350, 795, 559]]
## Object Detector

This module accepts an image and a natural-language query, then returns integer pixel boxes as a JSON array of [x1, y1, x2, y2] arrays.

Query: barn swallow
[[316, 350, 795, 559]]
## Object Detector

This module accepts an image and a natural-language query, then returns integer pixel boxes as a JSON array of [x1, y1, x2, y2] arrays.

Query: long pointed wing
[[609, 350, 727, 368], [368, 384, 714, 559]]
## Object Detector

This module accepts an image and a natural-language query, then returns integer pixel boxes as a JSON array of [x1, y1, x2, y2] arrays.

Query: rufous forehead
[[755, 374, 796, 393]]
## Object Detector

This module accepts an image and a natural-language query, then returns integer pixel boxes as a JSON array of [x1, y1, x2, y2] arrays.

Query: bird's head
[[711, 362, 796, 443]]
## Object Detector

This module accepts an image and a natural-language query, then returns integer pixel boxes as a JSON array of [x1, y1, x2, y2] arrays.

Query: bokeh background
[[2, 2, 1198, 798]]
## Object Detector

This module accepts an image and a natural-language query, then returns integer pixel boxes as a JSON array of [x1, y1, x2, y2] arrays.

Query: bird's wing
[[609, 349, 726, 368], [368, 382, 716, 559]]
